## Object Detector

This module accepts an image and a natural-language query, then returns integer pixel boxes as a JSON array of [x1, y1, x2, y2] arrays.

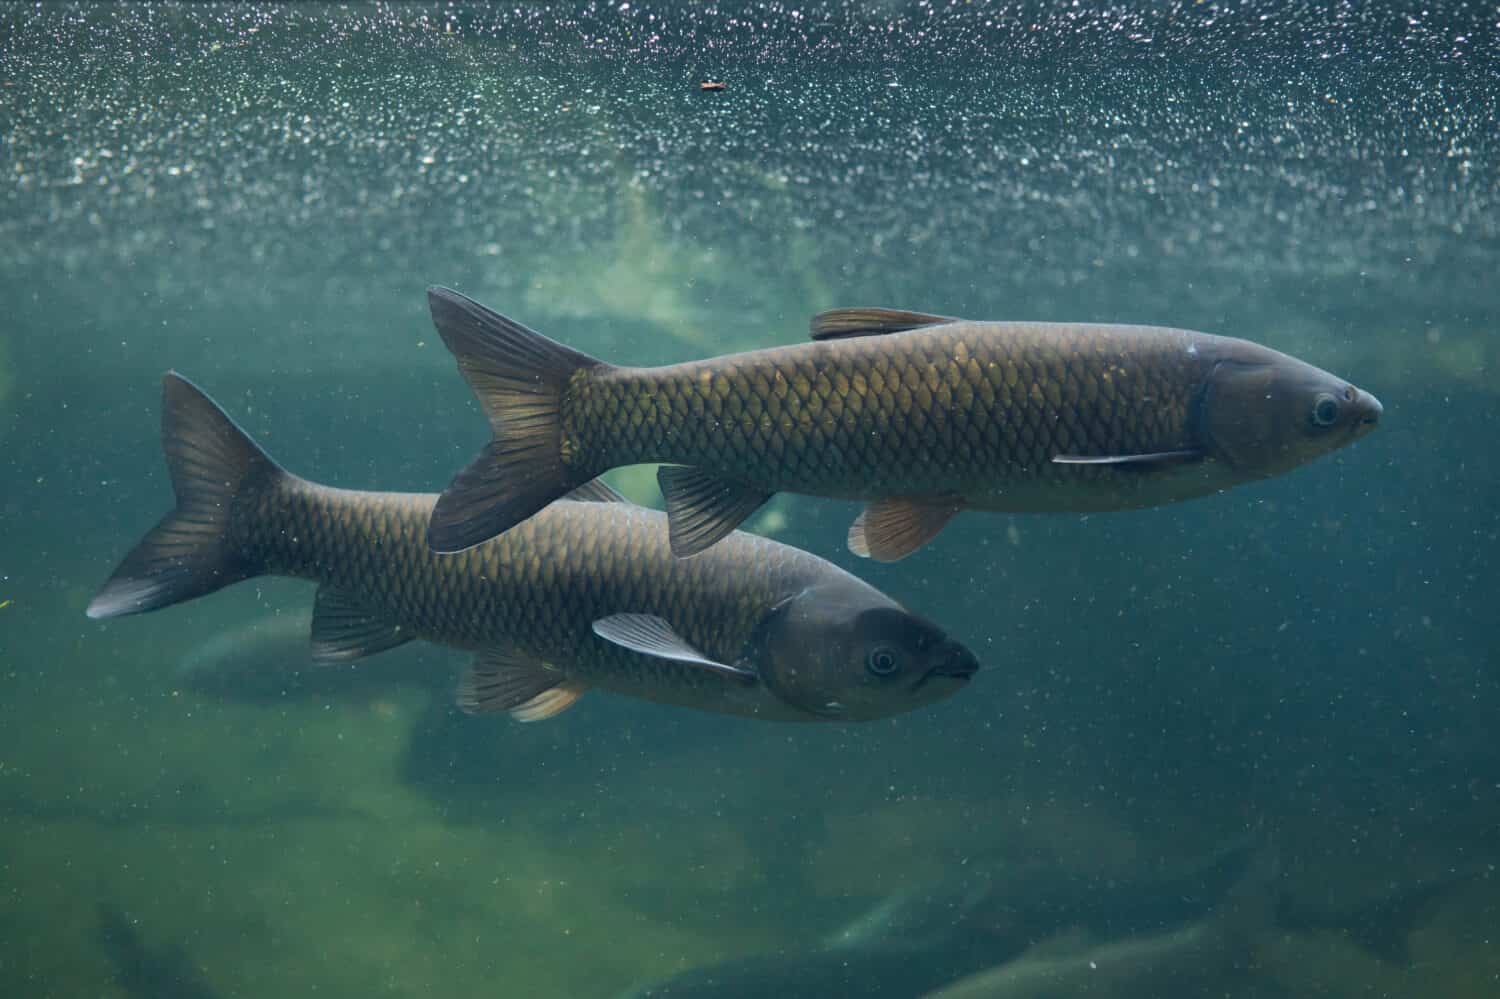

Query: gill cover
[[1199, 360, 1280, 470], [748, 589, 834, 716]]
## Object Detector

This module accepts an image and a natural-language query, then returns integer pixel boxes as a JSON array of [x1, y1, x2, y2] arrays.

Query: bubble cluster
[[1, 2, 1494, 378]]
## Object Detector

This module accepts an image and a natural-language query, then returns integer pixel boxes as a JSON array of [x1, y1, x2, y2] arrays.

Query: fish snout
[[907, 641, 979, 695], [936, 644, 980, 680], [1354, 390, 1383, 435]]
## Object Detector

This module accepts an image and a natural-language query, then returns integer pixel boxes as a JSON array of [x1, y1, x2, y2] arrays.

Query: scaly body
[[244, 487, 828, 719], [424, 291, 1381, 560], [568, 321, 1218, 511], [87, 374, 977, 724]]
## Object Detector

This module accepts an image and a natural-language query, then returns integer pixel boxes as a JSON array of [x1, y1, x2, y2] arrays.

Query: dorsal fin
[[809, 308, 956, 341]]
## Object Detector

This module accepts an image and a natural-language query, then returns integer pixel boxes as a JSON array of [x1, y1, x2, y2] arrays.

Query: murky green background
[[2, 3, 1496, 996]]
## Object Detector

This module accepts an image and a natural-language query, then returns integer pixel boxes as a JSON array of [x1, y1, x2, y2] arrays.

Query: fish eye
[[1311, 393, 1340, 428], [865, 646, 900, 677]]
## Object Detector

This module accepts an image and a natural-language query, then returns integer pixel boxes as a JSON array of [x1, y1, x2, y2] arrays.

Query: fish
[[917, 917, 1253, 999], [423, 288, 1382, 560], [918, 855, 1279, 999], [85, 373, 977, 723], [1273, 863, 1476, 965], [616, 832, 1261, 999], [96, 904, 223, 999], [618, 946, 987, 999], [177, 610, 450, 704], [616, 880, 1008, 998], [619, 835, 1462, 998]]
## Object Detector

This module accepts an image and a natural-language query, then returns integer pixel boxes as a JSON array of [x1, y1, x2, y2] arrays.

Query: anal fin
[[656, 466, 771, 558], [848, 496, 964, 562], [509, 685, 586, 722], [458, 646, 586, 722], [310, 585, 414, 664]]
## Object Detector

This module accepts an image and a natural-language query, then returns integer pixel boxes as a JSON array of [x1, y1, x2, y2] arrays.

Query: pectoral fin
[[309, 585, 414, 664], [809, 308, 956, 340], [458, 646, 586, 721], [656, 466, 772, 558], [848, 497, 964, 561], [1051, 450, 1202, 466], [592, 613, 757, 684]]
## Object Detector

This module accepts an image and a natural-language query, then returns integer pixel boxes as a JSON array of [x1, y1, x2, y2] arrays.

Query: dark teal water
[[2, 3, 1496, 996]]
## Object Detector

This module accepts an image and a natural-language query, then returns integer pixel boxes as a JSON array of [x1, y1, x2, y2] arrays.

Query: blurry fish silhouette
[[1273, 863, 1477, 965], [177, 609, 448, 703], [424, 287, 1381, 560], [96, 904, 221, 999], [618, 881, 1012, 999], [919, 861, 1276, 999], [619, 835, 1465, 998], [619, 946, 980, 999], [88, 373, 976, 723], [619, 835, 1261, 998]]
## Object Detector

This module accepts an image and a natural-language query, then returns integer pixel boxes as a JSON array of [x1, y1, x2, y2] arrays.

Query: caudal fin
[[1200, 846, 1280, 968], [1340, 867, 1470, 965], [86, 373, 287, 620], [425, 286, 606, 553]]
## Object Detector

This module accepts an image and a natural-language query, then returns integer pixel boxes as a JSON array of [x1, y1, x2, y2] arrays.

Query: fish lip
[[912, 653, 980, 690], [1348, 392, 1382, 440]]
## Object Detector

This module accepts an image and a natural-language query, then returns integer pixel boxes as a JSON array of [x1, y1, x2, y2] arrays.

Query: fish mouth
[[1346, 391, 1382, 441], [912, 649, 980, 690]]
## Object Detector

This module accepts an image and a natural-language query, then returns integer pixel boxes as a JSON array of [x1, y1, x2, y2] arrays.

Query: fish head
[[1198, 340, 1382, 476], [749, 577, 978, 720]]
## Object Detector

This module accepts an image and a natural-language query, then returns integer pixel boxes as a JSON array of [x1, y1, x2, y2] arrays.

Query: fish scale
[[424, 288, 1379, 561], [570, 322, 1201, 499], [226, 485, 814, 703]]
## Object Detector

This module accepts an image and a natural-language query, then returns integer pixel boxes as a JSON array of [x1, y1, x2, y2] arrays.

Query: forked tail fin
[[86, 373, 288, 619], [425, 286, 608, 553]]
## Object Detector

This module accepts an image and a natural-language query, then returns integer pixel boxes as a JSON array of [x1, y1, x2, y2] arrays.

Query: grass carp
[[87, 374, 977, 723], [424, 289, 1380, 560]]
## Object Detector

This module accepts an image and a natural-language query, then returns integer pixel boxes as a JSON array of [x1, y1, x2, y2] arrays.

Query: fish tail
[[86, 372, 288, 620], [425, 286, 610, 553], [1206, 845, 1280, 961], [1342, 869, 1464, 965]]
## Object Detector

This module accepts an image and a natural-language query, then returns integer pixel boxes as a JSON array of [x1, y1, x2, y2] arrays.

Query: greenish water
[[2, 3, 1496, 996]]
